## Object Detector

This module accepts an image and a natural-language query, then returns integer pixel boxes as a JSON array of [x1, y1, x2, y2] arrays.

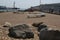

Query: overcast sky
[[0, 0, 60, 9]]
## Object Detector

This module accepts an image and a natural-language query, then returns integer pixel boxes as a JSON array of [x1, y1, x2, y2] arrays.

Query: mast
[[40, 0, 41, 5], [13, 1, 15, 8], [40, 0, 41, 11]]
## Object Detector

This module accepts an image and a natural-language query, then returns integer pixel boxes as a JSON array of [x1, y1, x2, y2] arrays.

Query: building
[[0, 6, 7, 12], [0, 6, 20, 12]]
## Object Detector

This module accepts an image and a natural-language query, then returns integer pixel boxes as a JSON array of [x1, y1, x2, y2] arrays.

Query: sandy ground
[[0, 12, 60, 27], [0, 12, 60, 40]]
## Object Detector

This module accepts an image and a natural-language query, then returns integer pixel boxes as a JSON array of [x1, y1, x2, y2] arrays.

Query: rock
[[3, 22, 12, 28], [39, 29, 60, 40], [32, 22, 47, 32], [25, 32, 34, 38], [32, 22, 43, 27], [38, 24, 47, 32], [8, 24, 34, 39], [8, 30, 26, 38]]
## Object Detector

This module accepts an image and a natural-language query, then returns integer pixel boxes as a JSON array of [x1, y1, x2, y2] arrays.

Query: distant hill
[[24, 3, 60, 14], [41, 3, 60, 7]]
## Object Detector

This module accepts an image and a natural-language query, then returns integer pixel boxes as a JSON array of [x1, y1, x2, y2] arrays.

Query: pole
[[40, 0, 41, 11], [13, 1, 15, 8], [40, 0, 41, 5]]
